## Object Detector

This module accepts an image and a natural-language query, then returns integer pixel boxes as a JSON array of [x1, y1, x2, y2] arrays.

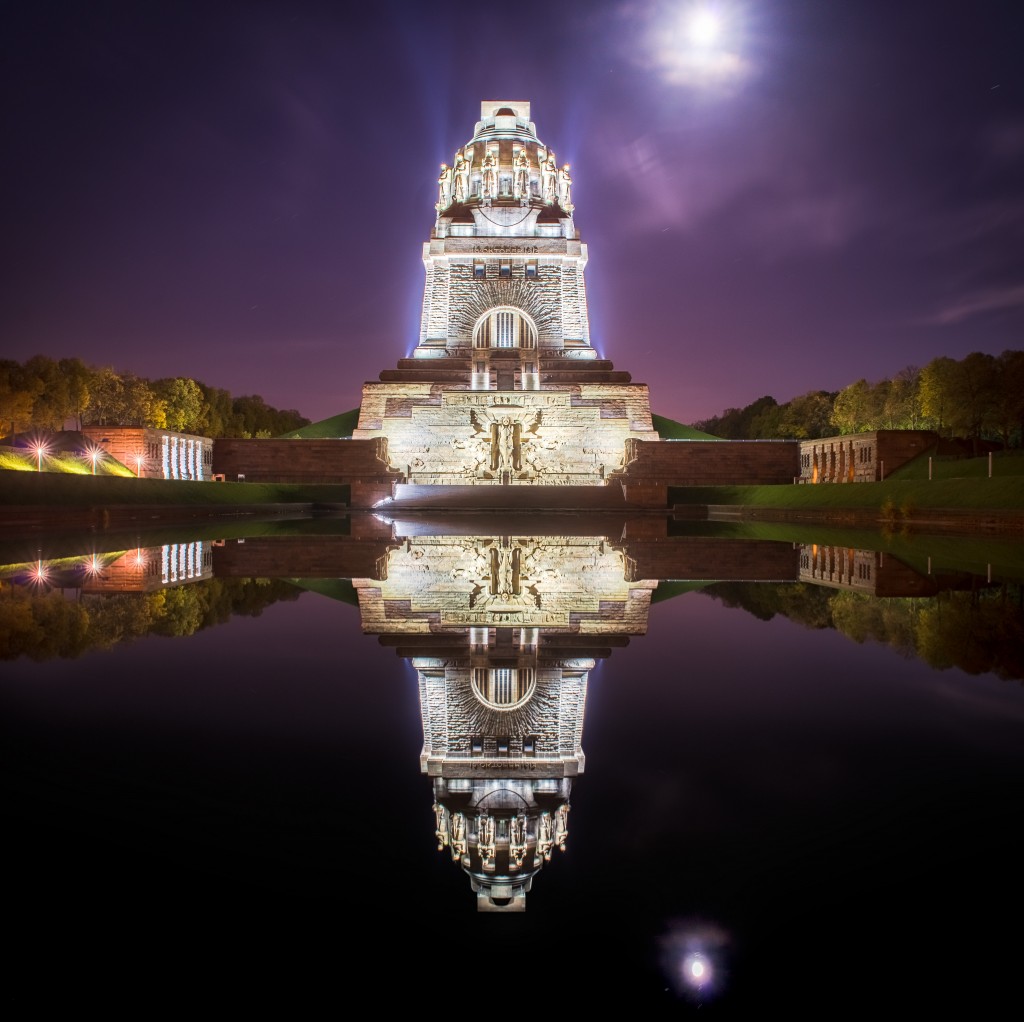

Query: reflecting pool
[[3, 514, 1022, 1014]]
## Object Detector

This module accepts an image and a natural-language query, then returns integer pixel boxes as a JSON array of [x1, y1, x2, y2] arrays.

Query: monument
[[353, 101, 660, 487]]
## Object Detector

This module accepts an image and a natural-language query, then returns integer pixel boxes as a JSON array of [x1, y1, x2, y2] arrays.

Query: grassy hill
[[279, 409, 360, 439], [652, 414, 720, 440]]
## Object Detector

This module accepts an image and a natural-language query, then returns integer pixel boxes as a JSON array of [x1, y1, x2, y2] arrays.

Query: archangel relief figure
[[469, 407, 542, 479]]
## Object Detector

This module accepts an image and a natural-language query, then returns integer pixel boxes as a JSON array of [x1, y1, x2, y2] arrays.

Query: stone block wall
[[211, 437, 398, 485], [622, 438, 800, 488]]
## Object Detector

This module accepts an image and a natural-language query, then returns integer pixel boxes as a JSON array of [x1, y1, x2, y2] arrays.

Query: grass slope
[[280, 409, 360, 439], [652, 414, 720, 440]]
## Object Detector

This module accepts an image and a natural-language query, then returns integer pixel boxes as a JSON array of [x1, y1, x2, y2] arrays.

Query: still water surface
[[3, 516, 1022, 1014]]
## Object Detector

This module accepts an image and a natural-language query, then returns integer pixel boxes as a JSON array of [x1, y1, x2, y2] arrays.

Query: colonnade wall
[[797, 430, 938, 483]]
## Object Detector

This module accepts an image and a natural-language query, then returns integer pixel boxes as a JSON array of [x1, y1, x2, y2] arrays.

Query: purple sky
[[4, 0, 1022, 425]]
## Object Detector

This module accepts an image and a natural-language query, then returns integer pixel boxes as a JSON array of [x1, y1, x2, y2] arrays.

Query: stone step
[[386, 483, 628, 510]]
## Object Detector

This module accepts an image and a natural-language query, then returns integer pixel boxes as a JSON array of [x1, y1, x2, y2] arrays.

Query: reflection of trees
[[701, 582, 834, 629], [0, 579, 300, 661], [701, 582, 1024, 681]]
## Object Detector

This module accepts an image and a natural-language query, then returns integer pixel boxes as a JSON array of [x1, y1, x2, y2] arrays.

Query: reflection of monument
[[358, 527, 655, 910], [353, 101, 660, 487]]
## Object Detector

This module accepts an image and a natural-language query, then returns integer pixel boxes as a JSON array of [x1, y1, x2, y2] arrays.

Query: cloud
[[924, 283, 1024, 326]]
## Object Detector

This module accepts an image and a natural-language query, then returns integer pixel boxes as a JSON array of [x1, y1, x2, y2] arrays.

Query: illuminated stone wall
[[356, 385, 656, 485], [81, 425, 213, 480], [353, 533, 656, 634]]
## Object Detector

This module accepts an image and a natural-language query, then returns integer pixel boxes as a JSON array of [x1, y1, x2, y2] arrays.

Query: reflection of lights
[[134, 547, 146, 567], [83, 444, 103, 474], [30, 559, 50, 587], [82, 554, 104, 578], [684, 952, 711, 987], [658, 919, 731, 1004]]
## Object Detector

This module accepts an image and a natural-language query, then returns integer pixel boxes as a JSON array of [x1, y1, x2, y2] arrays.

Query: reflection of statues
[[541, 152, 557, 203], [479, 814, 496, 869], [553, 803, 570, 850], [537, 811, 554, 861], [436, 163, 452, 211], [453, 150, 470, 202], [433, 802, 450, 849], [510, 814, 527, 869], [451, 812, 467, 860], [513, 150, 530, 199], [556, 164, 573, 209], [482, 149, 497, 199]]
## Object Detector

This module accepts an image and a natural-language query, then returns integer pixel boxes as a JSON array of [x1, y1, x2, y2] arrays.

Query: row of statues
[[433, 802, 569, 868], [437, 146, 573, 210]]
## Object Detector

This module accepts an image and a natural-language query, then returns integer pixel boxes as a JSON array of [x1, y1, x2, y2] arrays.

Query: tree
[[155, 377, 207, 433], [919, 357, 958, 435], [24, 355, 67, 430], [884, 365, 922, 429], [777, 390, 835, 439], [992, 350, 1024, 447], [831, 379, 872, 434], [58, 358, 92, 430], [0, 359, 40, 438]]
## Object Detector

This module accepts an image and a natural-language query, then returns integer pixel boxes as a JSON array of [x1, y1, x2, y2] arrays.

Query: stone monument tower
[[354, 101, 658, 486]]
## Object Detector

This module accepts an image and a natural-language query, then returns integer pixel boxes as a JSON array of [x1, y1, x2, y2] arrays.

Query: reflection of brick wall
[[211, 437, 398, 485], [798, 545, 939, 597], [624, 537, 799, 583]]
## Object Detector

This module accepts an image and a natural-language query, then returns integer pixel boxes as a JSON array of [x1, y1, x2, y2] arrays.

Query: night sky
[[4, 0, 1022, 426]]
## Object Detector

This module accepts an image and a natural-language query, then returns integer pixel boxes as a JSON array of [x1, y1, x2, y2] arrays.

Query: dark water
[[2, 518, 1022, 1014]]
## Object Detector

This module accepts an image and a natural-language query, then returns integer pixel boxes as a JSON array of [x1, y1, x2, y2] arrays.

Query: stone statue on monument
[[541, 152, 557, 203], [436, 163, 452, 211], [482, 149, 498, 199], [453, 150, 470, 202], [557, 164, 573, 209], [513, 149, 530, 199]]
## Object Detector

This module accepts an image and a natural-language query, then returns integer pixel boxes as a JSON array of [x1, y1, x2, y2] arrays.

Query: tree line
[[0, 356, 310, 439], [702, 581, 1024, 682], [691, 350, 1024, 446]]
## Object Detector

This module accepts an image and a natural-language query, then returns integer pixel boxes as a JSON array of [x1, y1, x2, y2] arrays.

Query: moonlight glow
[[688, 9, 721, 47]]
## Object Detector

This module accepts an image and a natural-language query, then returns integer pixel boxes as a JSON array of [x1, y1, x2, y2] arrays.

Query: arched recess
[[472, 667, 536, 711], [473, 307, 538, 349]]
